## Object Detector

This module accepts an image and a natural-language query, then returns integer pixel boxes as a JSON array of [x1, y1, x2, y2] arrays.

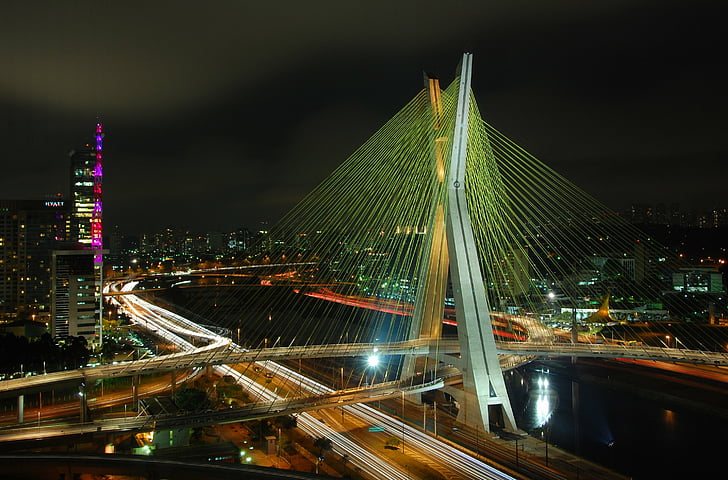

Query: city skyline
[[1, 1, 726, 233]]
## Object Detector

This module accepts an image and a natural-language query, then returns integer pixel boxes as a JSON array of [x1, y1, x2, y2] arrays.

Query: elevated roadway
[[3, 277, 726, 398], [495, 341, 728, 365], [1, 293, 521, 480], [0, 454, 326, 480], [3, 339, 726, 398], [0, 374, 457, 443], [2, 321, 727, 398]]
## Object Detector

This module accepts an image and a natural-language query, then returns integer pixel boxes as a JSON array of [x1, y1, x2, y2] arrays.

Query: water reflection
[[524, 370, 558, 430], [506, 360, 728, 479], [663, 408, 675, 430]]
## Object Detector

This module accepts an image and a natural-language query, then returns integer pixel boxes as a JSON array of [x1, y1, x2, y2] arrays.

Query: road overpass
[[3, 335, 727, 398]]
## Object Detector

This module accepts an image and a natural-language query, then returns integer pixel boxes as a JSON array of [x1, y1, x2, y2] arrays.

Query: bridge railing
[[496, 341, 728, 365]]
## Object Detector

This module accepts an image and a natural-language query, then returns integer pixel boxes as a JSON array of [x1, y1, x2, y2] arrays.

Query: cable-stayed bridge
[[2, 307, 725, 397], [2, 53, 726, 441]]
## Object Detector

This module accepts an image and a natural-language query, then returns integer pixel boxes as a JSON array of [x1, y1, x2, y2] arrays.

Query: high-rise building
[[0, 199, 67, 321], [50, 123, 106, 346], [68, 123, 104, 257], [51, 249, 101, 340], [1, 123, 106, 346]]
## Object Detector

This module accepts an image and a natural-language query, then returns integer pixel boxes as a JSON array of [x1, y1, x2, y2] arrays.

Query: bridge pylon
[[407, 53, 517, 433]]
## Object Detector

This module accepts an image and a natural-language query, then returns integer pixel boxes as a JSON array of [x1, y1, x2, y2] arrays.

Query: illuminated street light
[[367, 355, 380, 368]]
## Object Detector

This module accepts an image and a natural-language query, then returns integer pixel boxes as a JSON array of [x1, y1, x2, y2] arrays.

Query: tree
[[174, 388, 209, 412], [385, 436, 401, 449], [313, 437, 332, 458], [274, 415, 297, 430]]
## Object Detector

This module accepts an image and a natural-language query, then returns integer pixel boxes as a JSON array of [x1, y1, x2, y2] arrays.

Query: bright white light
[[536, 394, 550, 427], [367, 355, 379, 368]]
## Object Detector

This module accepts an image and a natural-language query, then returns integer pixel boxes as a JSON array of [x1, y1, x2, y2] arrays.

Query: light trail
[[266, 360, 516, 480], [106, 283, 420, 478], [114, 285, 517, 480], [301, 288, 530, 341]]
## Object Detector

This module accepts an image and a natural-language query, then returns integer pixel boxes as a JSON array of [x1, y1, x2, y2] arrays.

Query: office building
[[51, 249, 102, 342], [0, 199, 67, 322]]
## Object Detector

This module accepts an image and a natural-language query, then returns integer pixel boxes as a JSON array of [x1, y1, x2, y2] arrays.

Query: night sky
[[1, 1, 725, 235]]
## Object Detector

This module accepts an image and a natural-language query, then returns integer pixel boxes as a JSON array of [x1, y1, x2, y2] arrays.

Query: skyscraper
[[68, 122, 104, 258], [50, 123, 106, 346], [51, 250, 100, 339], [0, 199, 67, 322]]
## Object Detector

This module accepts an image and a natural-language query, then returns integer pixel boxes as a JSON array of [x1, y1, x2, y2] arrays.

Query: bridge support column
[[441, 386, 467, 422], [404, 75, 449, 395], [171, 371, 177, 396], [444, 52, 516, 433], [132, 375, 139, 410], [17, 394, 24, 423], [79, 383, 88, 423]]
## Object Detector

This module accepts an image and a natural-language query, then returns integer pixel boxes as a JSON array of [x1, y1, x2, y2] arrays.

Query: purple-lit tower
[[68, 123, 104, 253], [57, 123, 105, 347], [92, 122, 103, 263]]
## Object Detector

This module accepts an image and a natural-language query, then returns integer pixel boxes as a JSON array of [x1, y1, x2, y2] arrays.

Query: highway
[[0, 282, 517, 480], [3, 275, 658, 479], [3, 276, 724, 399], [114, 286, 520, 480], [5, 320, 724, 399], [0, 371, 197, 426], [1, 274, 722, 478]]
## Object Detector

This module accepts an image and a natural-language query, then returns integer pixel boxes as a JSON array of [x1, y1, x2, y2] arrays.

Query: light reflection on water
[[507, 360, 727, 480], [522, 371, 558, 431], [663, 408, 675, 430]]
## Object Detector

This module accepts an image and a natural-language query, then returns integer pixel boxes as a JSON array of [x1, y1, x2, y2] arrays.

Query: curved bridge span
[[2, 292, 726, 397]]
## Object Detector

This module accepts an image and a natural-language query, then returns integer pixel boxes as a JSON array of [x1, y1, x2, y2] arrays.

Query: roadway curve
[[115, 282, 519, 480]]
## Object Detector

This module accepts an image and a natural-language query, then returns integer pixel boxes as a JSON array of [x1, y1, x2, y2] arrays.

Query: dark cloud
[[1, 1, 725, 233]]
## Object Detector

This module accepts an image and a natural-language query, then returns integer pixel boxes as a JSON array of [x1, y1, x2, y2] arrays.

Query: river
[[505, 357, 728, 479]]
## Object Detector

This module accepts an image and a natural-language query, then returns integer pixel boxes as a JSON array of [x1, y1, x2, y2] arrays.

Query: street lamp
[[401, 391, 406, 454], [366, 354, 379, 386], [340, 366, 345, 423], [540, 422, 551, 466], [367, 354, 379, 368]]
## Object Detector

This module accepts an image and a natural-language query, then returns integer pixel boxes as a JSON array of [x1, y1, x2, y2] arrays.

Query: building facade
[[53, 123, 105, 346], [0, 199, 67, 322], [51, 249, 102, 341]]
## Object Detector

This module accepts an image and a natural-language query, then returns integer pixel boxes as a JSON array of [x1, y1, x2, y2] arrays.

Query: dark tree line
[[0, 333, 90, 376]]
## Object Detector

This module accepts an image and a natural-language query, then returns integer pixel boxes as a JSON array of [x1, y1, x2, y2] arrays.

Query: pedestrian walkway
[[488, 430, 630, 480]]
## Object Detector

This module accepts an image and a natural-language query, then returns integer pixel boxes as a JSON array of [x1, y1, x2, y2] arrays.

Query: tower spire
[[92, 121, 103, 263]]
